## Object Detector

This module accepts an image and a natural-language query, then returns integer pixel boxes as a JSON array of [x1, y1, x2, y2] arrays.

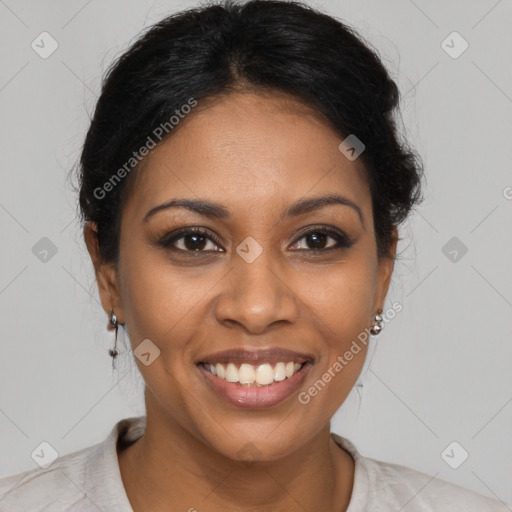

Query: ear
[[372, 225, 398, 314], [84, 222, 125, 325]]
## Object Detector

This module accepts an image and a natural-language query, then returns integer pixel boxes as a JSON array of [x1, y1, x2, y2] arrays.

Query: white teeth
[[238, 363, 256, 384], [273, 362, 286, 382], [204, 360, 305, 386], [225, 363, 238, 383], [216, 363, 225, 379], [256, 363, 274, 385]]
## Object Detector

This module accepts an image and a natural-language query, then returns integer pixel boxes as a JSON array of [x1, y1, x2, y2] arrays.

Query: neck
[[118, 395, 354, 512]]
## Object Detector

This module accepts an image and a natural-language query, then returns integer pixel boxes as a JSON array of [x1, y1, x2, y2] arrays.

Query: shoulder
[[366, 457, 509, 511], [0, 443, 100, 512], [0, 416, 145, 512], [331, 433, 510, 512]]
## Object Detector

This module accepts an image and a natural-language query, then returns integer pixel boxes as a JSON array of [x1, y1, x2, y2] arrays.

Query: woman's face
[[89, 91, 396, 461]]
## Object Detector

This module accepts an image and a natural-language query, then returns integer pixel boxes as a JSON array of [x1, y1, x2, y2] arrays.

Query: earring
[[369, 311, 383, 335], [108, 309, 119, 369]]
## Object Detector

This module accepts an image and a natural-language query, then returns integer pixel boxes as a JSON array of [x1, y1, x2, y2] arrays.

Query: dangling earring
[[369, 311, 383, 335], [108, 309, 119, 369]]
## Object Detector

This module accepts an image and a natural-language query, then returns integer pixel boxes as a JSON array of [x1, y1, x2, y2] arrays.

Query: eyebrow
[[143, 194, 363, 225]]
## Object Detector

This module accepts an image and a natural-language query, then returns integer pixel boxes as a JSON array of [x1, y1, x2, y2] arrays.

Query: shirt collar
[[87, 416, 368, 511]]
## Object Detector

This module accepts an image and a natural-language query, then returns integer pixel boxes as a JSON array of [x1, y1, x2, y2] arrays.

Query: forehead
[[123, 91, 371, 221]]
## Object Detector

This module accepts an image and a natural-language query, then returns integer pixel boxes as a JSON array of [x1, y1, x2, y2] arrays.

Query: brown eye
[[177, 233, 210, 251], [159, 227, 224, 252], [290, 227, 353, 252]]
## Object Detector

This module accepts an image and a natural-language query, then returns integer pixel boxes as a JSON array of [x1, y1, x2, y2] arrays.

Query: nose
[[214, 248, 299, 334]]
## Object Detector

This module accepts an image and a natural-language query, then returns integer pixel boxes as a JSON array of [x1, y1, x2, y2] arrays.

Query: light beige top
[[0, 416, 509, 511]]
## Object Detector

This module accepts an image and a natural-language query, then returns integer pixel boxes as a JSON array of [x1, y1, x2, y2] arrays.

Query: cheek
[[117, 250, 200, 408], [117, 243, 196, 347], [297, 256, 376, 336], [294, 258, 375, 404]]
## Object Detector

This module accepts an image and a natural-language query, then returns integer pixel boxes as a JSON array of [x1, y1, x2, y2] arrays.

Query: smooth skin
[[85, 90, 398, 512]]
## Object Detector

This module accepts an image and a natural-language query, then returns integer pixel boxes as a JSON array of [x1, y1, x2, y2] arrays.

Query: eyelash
[[158, 225, 353, 254]]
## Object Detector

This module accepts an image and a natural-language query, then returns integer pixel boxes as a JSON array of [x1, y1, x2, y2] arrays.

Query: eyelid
[[158, 226, 225, 251], [158, 224, 353, 253], [289, 224, 352, 250]]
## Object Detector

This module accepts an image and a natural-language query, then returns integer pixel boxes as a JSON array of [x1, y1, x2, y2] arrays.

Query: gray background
[[1, 0, 511, 506]]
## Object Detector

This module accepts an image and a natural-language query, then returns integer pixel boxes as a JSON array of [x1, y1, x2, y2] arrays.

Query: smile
[[197, 360, 314, 408], [201, 361, 305, 386]]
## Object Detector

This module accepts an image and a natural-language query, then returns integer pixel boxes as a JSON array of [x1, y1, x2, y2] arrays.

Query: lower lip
[[197, 362, 313, 409]]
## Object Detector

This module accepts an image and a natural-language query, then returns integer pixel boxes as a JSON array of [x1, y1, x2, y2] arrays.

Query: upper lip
[[197, 348, 315, 366]]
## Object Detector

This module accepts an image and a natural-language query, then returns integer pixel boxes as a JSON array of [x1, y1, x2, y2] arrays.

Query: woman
[[0, 1, 508, 510]]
